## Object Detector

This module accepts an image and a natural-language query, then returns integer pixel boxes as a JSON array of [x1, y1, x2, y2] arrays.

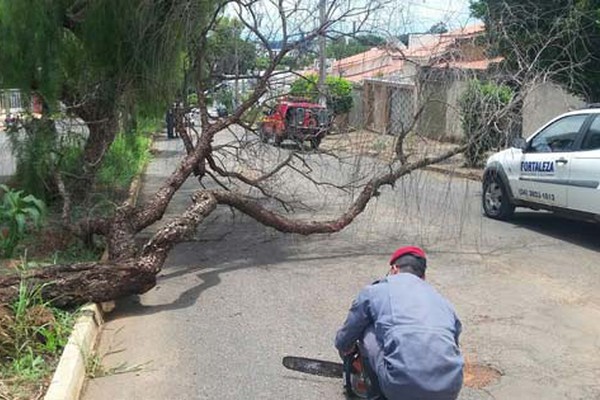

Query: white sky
[[404, 0, 476, 32], [229, 0, 480, 41]]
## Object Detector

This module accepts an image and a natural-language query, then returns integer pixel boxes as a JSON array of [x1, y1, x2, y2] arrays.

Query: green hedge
[[459, 79, 515, 167]]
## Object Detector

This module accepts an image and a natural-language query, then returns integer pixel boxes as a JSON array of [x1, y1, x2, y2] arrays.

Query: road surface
[[83, 131, 600, 400]]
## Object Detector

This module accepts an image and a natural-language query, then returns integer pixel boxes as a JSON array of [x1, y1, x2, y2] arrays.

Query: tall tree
[[428, 21, 448, 34], [326, 34, 386, 59], [0, 0, 202, 194], [206, 17, 257, 80], [471, 0, 600, 99], [0, 0, 499, 308]]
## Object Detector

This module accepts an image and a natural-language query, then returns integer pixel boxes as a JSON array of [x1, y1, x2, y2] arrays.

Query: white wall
[[522, 82, 585, 137]]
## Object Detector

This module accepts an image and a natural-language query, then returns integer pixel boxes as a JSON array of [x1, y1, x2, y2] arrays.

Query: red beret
[[389, 246, 426, 265]]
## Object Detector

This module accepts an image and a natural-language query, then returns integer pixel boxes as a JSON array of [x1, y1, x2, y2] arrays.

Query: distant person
[[166, 107, 175, 139], [335, 246, 464, 400]]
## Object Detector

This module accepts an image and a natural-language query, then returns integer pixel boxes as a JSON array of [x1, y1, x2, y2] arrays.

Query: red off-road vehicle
[[258, 98, 331, 149]]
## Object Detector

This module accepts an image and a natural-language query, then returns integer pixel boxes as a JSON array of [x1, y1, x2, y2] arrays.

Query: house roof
[[431, 57, 503, 70], [300, 23, 493, 82], [404, 23, 486, 59], [342, 63, 406, 82]]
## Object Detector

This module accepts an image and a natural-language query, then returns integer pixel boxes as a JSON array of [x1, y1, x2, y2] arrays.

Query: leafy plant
[[459, 79, 516, 167], [97, 129, 152, 189], [7, 349, 47, 381], [187, 92, 199, 106], [0, 185, 46, 258], [290, 74, 354, 115], [213, 87, 234, 113], [6, 117, 59, 203]]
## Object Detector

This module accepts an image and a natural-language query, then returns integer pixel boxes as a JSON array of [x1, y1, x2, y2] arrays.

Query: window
[[581, 116, 600, 151], [529, 115, 588, 153]]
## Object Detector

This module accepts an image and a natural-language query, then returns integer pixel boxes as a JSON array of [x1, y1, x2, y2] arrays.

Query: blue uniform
[[335, 273, 464, 400]]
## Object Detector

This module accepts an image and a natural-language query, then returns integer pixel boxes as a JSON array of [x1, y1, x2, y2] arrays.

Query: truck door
[[567, 115, 600, 214], [515, 114, 589, 207]]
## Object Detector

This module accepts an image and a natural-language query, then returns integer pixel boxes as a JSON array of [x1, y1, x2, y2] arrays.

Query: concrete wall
[[370, 82, 389, 133], [522, 82, 585, 137], [348, 86, 364, 128], [416, 79, 449, 140], [445, 80, 468, 141]]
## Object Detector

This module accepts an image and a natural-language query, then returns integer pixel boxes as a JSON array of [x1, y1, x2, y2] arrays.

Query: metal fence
[[0, 89, 23, 114], [361, 78, 416, 136]]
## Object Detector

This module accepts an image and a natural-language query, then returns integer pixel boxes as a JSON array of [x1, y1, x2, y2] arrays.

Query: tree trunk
[[0, 191, 217, 307], [79, 114, 118, 194], [0, 261, 157, 308]]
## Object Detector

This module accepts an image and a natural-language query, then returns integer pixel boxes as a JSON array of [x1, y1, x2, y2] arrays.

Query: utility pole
[[318, 0, 327, 106], [234, 24, 240, 109]]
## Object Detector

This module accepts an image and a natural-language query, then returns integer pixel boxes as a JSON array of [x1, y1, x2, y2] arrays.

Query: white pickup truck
[[482, 108, 600, 223]]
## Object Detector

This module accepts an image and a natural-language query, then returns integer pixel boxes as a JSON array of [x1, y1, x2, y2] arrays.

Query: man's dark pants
[[358, 326, 387, 400]]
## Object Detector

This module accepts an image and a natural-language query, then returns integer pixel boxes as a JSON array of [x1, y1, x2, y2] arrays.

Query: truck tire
[[259, 126, 269, 143], [482, 174, 515, 220], [274, 134, 283, 146], [310, 137, 322, 150]]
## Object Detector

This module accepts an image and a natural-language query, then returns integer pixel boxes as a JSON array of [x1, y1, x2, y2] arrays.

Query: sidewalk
[[81, 136, 195, 400]]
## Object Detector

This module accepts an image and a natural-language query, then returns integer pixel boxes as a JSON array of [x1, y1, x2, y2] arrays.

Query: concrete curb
[[43, 135, 155, 400], [44, 305, 103, 400]]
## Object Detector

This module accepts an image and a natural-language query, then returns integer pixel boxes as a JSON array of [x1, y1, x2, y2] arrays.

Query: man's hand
[[339, 343, 358, 358]]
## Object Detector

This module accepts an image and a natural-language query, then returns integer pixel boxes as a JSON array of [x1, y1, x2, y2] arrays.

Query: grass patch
[[85, 349, 150, 379], [0, 117, 157, 398], [97, 130, 152, 190], [0, 263, 76, 399]]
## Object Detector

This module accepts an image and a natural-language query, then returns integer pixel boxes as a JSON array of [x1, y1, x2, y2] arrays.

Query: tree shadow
[[508, 211, 600, 252], [108, 210, 389, 320]]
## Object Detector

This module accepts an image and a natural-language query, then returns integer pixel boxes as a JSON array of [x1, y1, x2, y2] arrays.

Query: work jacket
[[335, 273, 464, 400]]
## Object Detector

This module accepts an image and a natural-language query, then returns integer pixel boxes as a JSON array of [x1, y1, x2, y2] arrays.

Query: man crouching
[[335, 246, 464, 400]]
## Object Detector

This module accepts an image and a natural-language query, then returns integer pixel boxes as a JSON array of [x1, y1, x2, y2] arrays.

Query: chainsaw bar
[[282, 356, 344, 379]]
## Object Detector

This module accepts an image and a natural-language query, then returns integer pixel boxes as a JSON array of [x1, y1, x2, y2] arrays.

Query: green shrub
[[459, 79, 515, 167], [7, 116, 88, 204], [187, 92, 198, 106], [97, 129, 151, 189], [7, 118, 58, 203], [214, 87, 234, 113], [0, 185, 45, 258], [289, 74, 353, 115]]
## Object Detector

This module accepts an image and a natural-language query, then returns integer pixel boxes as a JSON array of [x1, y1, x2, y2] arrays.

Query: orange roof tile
[[298, 23, 490, 82], [431, 57, 503, 70]]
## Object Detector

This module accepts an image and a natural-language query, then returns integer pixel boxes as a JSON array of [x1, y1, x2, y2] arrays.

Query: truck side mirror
[[511, 137, 527, 151]]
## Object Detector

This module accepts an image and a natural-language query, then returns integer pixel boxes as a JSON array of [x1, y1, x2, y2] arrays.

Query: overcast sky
[[365, 0, 479, 34], [230, 0, 480, 41], [404, 0, 477, 32]]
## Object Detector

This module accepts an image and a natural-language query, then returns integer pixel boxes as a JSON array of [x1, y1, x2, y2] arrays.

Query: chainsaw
[[282, 349, 371, 398]]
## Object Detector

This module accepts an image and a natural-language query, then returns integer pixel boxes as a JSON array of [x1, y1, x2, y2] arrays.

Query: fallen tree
[[0, 0, 574, 307]]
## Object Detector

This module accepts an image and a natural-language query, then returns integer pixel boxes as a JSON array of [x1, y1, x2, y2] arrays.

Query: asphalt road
[[83, 130, 600, 400]]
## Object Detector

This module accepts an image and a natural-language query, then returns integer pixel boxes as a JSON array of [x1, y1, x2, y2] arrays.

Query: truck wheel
[[482, 174, 515, 220], [274, 135, 283, 146], [310, 137, 322, 150], [259, 127, 269, 143]]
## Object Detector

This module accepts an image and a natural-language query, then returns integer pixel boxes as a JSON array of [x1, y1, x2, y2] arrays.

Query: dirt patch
[[464, 360, 502, 389], [322, 129, 484, 180], [322, 129, 459, 162], [23, 227, 76, 259]]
